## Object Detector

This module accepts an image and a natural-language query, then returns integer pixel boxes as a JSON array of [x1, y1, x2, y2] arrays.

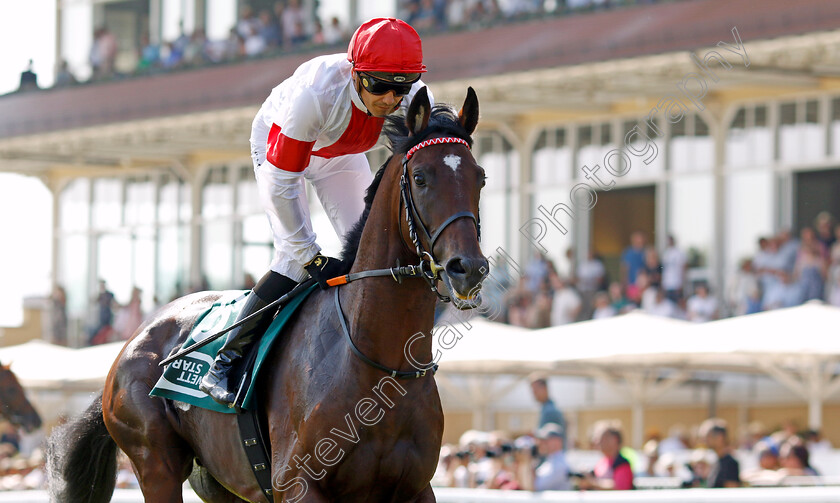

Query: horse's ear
[[1, 362, 10, 372], [458, 87, 479, 136], [406, 86, 431, 136]]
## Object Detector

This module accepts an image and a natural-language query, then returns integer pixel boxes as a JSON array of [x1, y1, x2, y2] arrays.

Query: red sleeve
[[266, 123, 315, 172], [612, 463, 634, 490]]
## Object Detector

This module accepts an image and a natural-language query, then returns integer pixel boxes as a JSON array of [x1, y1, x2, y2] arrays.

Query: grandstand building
[[3, 0, 840, 446]]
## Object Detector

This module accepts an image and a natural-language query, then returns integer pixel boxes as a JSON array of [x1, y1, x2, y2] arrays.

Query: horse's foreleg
[[410, 485, 436, 503]]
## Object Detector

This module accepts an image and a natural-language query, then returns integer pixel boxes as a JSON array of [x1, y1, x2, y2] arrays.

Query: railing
[[2, 486, 839, 502]]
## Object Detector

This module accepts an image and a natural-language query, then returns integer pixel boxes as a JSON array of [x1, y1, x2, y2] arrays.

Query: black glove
[[304, 253, 346, 290]]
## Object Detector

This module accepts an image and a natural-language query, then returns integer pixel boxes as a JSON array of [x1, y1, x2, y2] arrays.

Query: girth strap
[[236, 397, 274, 503], [334, 287, 437, 379]]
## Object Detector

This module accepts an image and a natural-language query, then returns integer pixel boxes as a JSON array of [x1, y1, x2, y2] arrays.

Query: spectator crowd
[[488, 210, 840, 329], [429, 377, 834, 492], [35, 0, 673, 90]]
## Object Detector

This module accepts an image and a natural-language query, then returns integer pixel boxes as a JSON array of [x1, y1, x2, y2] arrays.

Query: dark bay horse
[[46, 87, 486, 503], [0, 362, 41, 433]]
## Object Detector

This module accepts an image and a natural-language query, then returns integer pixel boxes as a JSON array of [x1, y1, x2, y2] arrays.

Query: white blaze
[[443, 154, 462, 173]]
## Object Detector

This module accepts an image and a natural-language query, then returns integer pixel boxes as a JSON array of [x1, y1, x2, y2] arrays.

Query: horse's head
[[398, 87, 488, 309], [0, 363, 41, 433]]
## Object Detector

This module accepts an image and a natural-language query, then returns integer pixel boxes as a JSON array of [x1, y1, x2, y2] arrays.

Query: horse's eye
[[413, 173, 426, 187]]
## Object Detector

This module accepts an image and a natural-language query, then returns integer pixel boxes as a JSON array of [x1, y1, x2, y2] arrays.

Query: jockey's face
[[353, 73, 403, 117]]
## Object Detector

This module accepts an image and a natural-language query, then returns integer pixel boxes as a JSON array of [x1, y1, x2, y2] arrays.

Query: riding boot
[[199, 292, 269, 406], [199, 272, 298, 406]]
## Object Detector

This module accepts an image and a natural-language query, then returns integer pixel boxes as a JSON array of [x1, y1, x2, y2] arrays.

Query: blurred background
[[2, 0, 840, 498]]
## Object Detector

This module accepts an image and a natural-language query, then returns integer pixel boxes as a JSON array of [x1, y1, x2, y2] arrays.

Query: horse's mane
[[339, 105, 474, 269]]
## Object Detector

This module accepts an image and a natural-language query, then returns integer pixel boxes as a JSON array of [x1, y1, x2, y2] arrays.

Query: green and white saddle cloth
[[150, 285, 317, 413]]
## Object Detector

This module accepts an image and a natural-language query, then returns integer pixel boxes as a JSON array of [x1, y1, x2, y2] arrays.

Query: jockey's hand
[[304, 253, 346, 290]]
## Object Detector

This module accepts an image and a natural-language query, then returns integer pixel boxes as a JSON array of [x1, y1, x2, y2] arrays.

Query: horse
[[0, 362, 42, 433], [46, 87, 487, 503]]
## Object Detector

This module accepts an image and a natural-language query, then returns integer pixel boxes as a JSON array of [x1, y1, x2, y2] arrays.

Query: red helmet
[[347, 18, 426, 74]]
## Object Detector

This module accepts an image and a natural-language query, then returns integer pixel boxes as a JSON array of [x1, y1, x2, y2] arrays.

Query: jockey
[[200, 18, 433, 406]]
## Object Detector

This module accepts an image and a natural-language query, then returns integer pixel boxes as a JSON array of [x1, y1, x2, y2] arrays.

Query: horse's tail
[[46, 392, 118, 503]]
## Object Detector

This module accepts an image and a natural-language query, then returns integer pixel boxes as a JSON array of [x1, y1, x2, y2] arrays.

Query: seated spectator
[[54, 60, 77, 87], [778, 439, 819, 477], [18, 60, 38, 91], [579, 424, 634, 490], [742, 441, 782, 486], [686, 283, 717, 322], [591, 292, 616, 319], [640, 439, 659, 477], [645, 288, 678, 318], [608, 282, 634, 314], [701, 418, 741, 488], [804, 429, 832, 453], [659, 424, 688, 454], [683, 448, 716, 488], [534, 423, 570, 491]]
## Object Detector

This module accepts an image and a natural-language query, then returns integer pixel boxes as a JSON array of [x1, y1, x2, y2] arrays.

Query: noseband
[[400, 136, 481, 301]]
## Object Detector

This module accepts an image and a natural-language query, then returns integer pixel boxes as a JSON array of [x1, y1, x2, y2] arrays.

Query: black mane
[[339, 104, 473, 270]]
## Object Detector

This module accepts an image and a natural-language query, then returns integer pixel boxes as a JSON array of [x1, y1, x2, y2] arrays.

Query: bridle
[[399, 136, 481, 301], [332, 136, 482, 379]]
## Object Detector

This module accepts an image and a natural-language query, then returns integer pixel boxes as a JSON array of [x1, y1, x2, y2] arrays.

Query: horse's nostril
[[446, 259, 467, 276]]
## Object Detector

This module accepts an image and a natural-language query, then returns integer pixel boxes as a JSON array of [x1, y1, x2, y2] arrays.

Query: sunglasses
[[358, 72, 417, 96]]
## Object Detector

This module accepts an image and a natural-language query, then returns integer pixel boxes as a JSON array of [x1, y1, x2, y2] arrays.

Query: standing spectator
[[49, 285, 68, 346], [323, 16, 346, 45], [795, 229, 827, 302], [243, 24, 267, 57], [686, 283, 717, 322], [776, 228, 800, 274], [236, 5, 260, 40], [530, 280, 553, 329], [661, 235, 686, 302], [643, 246, 662, 288], [18, 60, 38, 91], [530, 376, 566, 440], [701, 418, 741, 488], [580, 425, 634, 490], [90, 279, 115, 345], [524, 252, 549, 293], [549, 273, 581, 325], [533, 423, 571, 491], [576, 250, 606, 317], [258, 10, 282, 49], [620, 231, 646, 288], [727, 259, 761, 316], [826, 224, 840, 300], [282, 0, 308, 46], [814, 211, 836, 251], [113, 287, 144, 340]]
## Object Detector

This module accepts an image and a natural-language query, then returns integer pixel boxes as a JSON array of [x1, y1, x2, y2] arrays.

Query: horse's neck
[[341, 168, 437, 371]]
